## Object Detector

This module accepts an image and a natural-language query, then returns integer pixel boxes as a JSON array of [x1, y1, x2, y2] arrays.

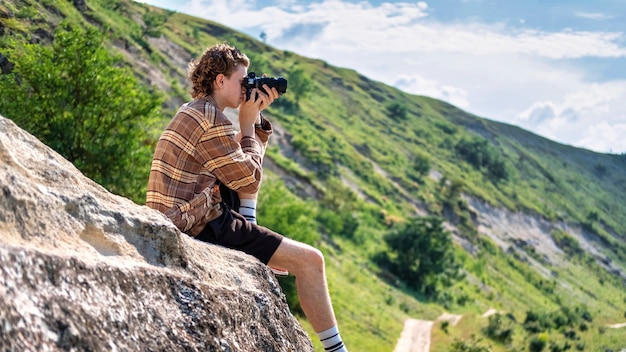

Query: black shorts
[[195, 204, 283, 265]]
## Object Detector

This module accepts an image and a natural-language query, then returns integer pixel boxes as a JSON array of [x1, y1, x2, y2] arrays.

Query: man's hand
[[239, 88, 262, 129], [256, 83, 280, 112], [239, 83, 279, 136]]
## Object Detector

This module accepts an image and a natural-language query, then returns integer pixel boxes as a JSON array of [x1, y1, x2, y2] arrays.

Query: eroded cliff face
[[0, 115, 313, 351]]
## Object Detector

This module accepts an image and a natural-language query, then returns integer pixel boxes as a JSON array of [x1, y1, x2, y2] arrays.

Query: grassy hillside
[[2, 0, 626, 351]]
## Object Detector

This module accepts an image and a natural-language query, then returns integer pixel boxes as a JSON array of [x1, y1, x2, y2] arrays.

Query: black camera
[[242, 72, 287, 101]]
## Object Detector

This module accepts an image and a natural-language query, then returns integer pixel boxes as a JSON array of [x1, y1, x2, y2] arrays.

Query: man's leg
[[268, 238, 347, 351], [238, 193, 258, 224], [238, 192, 288, 276]]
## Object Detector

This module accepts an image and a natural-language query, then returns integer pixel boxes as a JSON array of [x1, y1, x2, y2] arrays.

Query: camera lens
[[243, 72, 288, 100], [275, 77, 287, 94]]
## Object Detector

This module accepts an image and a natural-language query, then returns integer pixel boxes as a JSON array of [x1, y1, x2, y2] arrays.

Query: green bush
[[140, 9, 174, 38], [454, 136, 509, 182], [287, 66, 313, 105], [551, 229, 584, 258], [383, 216, 463, 296], [528, 333, 548, 352], [483, 313, 514, 345], [385, 101, 407, 120], [0, 22, 162, 203], [408, 152, 430, 182], [257, 177, 320, 246], [450, 335, 493, 352], [441, 320, 450, 333], [523, 306, 591, 334]]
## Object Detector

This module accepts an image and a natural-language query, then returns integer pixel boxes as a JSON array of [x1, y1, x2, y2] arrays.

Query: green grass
[[297, 237, 443, 351], [3, 1, 626, 350], [429, 244, 626, 350]]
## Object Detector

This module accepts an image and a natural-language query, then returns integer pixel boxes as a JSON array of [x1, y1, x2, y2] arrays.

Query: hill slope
[[1, 0, 625, 350]]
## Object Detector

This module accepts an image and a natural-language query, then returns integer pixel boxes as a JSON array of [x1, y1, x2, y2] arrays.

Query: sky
[[138, 0, 626, 154]]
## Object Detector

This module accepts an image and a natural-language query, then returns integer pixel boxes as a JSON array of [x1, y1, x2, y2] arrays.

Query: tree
[[287, 66, 313, 104], [455, 136, 509, 182], [384, 216, 463, 295], [483, 313, 514, 344], [141, 9, 174, 38], [0, 23, 163, 203], [385, 101, 407, 120]]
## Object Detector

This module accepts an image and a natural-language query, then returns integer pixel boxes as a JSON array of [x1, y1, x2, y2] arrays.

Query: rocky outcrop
[[0, 115, 312, 351]]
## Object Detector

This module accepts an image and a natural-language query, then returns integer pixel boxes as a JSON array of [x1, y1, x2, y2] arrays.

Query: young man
[[146, 43, 347, 352]]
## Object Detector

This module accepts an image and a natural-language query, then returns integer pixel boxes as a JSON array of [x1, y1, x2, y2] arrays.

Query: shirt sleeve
[[254, 114, 273, 150], [193, 106, 265, 194]]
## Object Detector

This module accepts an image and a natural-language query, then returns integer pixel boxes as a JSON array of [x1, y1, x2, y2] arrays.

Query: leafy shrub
[[382, 216, 463, 296], [451, 335, 493, 352], [441, 320, 450, 333], [550, 342, 572, 352], [0, 22, 162, 203], [257, 177, 320, 246], [140, 9, 174, 38], [529, 333, 548, 352], [483, 313, 514, 345], [523, 306, 591, 334], [562, 329, 576, 340], [286, 66, 313, 105], [551, 229, 584, 258], [408, 152, 430, 182], [524, 310, 550, 333], [455, 136, 509, 182], [385, 101, 407, 120], [315, 208, 359, 239]]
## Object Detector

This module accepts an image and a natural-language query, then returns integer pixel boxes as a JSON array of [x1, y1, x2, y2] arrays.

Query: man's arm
[[194, 105, 265, 195]]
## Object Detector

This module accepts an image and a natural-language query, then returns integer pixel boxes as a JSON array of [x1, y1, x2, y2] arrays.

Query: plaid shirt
[[146, 96, 271, 236]]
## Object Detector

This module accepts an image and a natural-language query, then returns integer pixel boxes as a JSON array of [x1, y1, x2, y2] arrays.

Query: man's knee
[[288, 241, 325, 275], [303, 246, 324, 270], [273, 238, 325, 274]]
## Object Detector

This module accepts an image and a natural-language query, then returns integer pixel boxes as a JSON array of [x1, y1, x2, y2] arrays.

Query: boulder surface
[[0, 115, 312, 351]]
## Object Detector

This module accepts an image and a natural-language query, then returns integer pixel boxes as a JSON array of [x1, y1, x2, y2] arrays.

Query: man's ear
[[215, 73, 225, 89]]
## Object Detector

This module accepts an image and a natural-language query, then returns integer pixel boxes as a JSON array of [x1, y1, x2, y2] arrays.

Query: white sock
[[317, 326, 347, 352], [239, 198, 257, 224]]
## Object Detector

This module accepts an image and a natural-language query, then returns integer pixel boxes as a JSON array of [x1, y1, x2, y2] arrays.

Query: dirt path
[[481, 308, 499, 318], [394, 314, 463, 352], [437, 313, 463, 326], [395, 310, 626, 352], [394, 319, 434, 352]]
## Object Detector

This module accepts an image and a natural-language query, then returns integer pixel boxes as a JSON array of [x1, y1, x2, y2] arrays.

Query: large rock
[[0, 115, 313, 351]]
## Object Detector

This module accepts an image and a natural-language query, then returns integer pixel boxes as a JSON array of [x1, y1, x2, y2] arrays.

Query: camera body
[[242, 72, 288, 100]]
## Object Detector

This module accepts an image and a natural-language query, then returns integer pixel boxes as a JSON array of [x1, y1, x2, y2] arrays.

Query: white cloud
[[576, 12, 613, 21], [577, 122, 626, 154], [515, 81, 626, 152], [394, 74, 470, 109], [139, 0, 626, 153], [231, 3, 626, 59]]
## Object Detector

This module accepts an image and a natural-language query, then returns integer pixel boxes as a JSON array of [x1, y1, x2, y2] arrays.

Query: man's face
[[223, 65, 248, 109]]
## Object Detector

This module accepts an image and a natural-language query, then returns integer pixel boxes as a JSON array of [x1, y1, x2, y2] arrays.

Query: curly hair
[[187, 43, 250, 99]]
